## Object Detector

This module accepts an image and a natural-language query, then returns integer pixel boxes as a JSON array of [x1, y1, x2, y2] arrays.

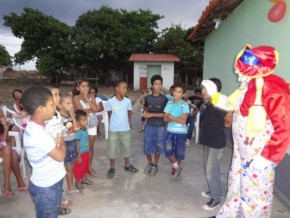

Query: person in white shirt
[[22, 86, 66, 218]]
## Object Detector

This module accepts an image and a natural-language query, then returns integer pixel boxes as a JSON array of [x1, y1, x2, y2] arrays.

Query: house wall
[[203, 0, 290, 95], [203, 0, 290, 207], [133, 62, 174, 91]]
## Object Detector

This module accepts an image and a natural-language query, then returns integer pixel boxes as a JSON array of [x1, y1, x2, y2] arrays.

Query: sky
[[0, 0, 210, 70]]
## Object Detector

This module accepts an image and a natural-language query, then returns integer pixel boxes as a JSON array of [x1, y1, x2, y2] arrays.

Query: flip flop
[[67, 189, 83, 196], [4, 191, 14, 198], [18, 187, 28, 193], [81, 179, 93, 185], [61, 199, 72, 208], [58, 207, 71, 216]]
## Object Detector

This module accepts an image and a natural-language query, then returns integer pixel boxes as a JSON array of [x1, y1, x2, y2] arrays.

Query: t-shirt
[[166, 94, 174, 101], [45, 111, 63, 139], [75, 128, 89, 153], [144, 94, 168, 127], [60, 114, 77, 141], [164, 100, 190, 134], [24, 121, 66, 187], [106, 96, 132, 132]]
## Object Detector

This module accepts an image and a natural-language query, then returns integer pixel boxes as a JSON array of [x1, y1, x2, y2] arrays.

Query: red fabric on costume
[[74, 152, 89, 180], [240, 74, 290, 164]]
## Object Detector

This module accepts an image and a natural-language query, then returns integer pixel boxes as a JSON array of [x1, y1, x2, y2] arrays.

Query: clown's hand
[[250, 155, 273, 171]]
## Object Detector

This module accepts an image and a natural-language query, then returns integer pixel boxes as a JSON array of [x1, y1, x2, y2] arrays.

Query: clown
[[213, 44, 290, 218]]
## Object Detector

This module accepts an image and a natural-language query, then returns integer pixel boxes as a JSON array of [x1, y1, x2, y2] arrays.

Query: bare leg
[[110, 158, 115, 168], [124, 157, 130, 166], [65, 164, 74, 191], [1, 146, 12, 193], [10, 149, 26, 189], [146, 154, 153, 165], [88, 135, 96, 174], [153, 153, 161, 165]]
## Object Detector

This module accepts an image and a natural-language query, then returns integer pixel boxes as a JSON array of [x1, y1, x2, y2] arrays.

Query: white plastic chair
[[101, 101, 109, 140], [8, 131, 26, 178], [194, 111, 200, 143]]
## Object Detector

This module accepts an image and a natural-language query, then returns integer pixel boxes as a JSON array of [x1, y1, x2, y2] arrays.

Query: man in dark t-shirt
[[143, 75, 168, 176]]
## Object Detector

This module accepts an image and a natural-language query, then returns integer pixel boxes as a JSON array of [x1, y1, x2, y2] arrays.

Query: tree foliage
[[0, 44, 12, 66], [4, 7, 73, 79], [154, 25, 204, 65], [3, 6, 205, 81], [74, 6, 163, 73]]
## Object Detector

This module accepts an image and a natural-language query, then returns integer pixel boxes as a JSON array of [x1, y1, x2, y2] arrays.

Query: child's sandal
[[75, 183, 85, 191], [18, 187, 28, 193], [4, 191, 14, 198]]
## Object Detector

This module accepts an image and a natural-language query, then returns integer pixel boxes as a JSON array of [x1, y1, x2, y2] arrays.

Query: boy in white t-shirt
[[22, 86, 66, 218]]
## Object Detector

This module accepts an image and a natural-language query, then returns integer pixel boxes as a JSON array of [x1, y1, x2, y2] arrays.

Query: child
[[22, 86, 67, 217], [45, 85, 72, 212], [199, 80, 227, 211], [142, 75, 167, 176], [139, 89, 149, 133], [165, 85, 175, 101], [185, 88, 203, 147], [106, 80, 139, 179], [73, 79, 101, 177], [0, 114, 27, 198], [74, 109, 91, 190], [90, 87, 104, 139], [58, 93, 81, 195], [164, 83, 190, 180]]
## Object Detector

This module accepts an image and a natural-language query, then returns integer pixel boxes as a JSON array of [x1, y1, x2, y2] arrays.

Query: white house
[[129, 54, 180, 91]]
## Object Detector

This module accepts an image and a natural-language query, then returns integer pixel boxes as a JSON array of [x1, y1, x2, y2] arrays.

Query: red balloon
[[268, 0, 287, 22]]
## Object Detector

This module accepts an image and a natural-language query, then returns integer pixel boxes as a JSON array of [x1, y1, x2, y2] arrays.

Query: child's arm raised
[[47, 135, 66, 161]]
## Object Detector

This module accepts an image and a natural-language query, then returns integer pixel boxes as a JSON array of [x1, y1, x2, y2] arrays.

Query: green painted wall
[[204, 0, 290, 95]]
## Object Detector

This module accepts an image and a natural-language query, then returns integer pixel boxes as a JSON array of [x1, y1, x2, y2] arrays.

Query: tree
[[154, 25, 204, 65], [0, 44, 12, 66], [74, 6, 163, 77], [4, 7, 73, 81]]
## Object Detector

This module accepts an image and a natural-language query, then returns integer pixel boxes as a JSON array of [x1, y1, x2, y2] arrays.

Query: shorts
[[74, 152, 89, 180], [87, 126, 97, 136], [107, 130, 131, 159], [144, 125, 166, 154], [64, 140, 77, 165], [165, 132, 187, 160]]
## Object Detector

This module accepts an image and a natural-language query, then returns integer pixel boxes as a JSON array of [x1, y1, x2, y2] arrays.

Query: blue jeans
[[29, 179, 63, 218], [144, 125, 166, 154], [186, 116, 196, 140], [165, 132, 187, 160], [204, 146, 225, 202]]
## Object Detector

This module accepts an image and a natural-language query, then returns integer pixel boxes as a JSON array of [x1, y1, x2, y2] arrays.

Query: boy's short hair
[[45, 84, 60, 91], [114, 80, 127, 88], [169, 85, 175, 90], [21, 86, 52, 115], [75, 109, 87, 121], [60, 93, 72, 104], [91, 86, 98, 94], [209, 78, 222, 92], [12, 89, 23, 100], [151, 75, 163, 85], [174, 83, 186, 94]]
